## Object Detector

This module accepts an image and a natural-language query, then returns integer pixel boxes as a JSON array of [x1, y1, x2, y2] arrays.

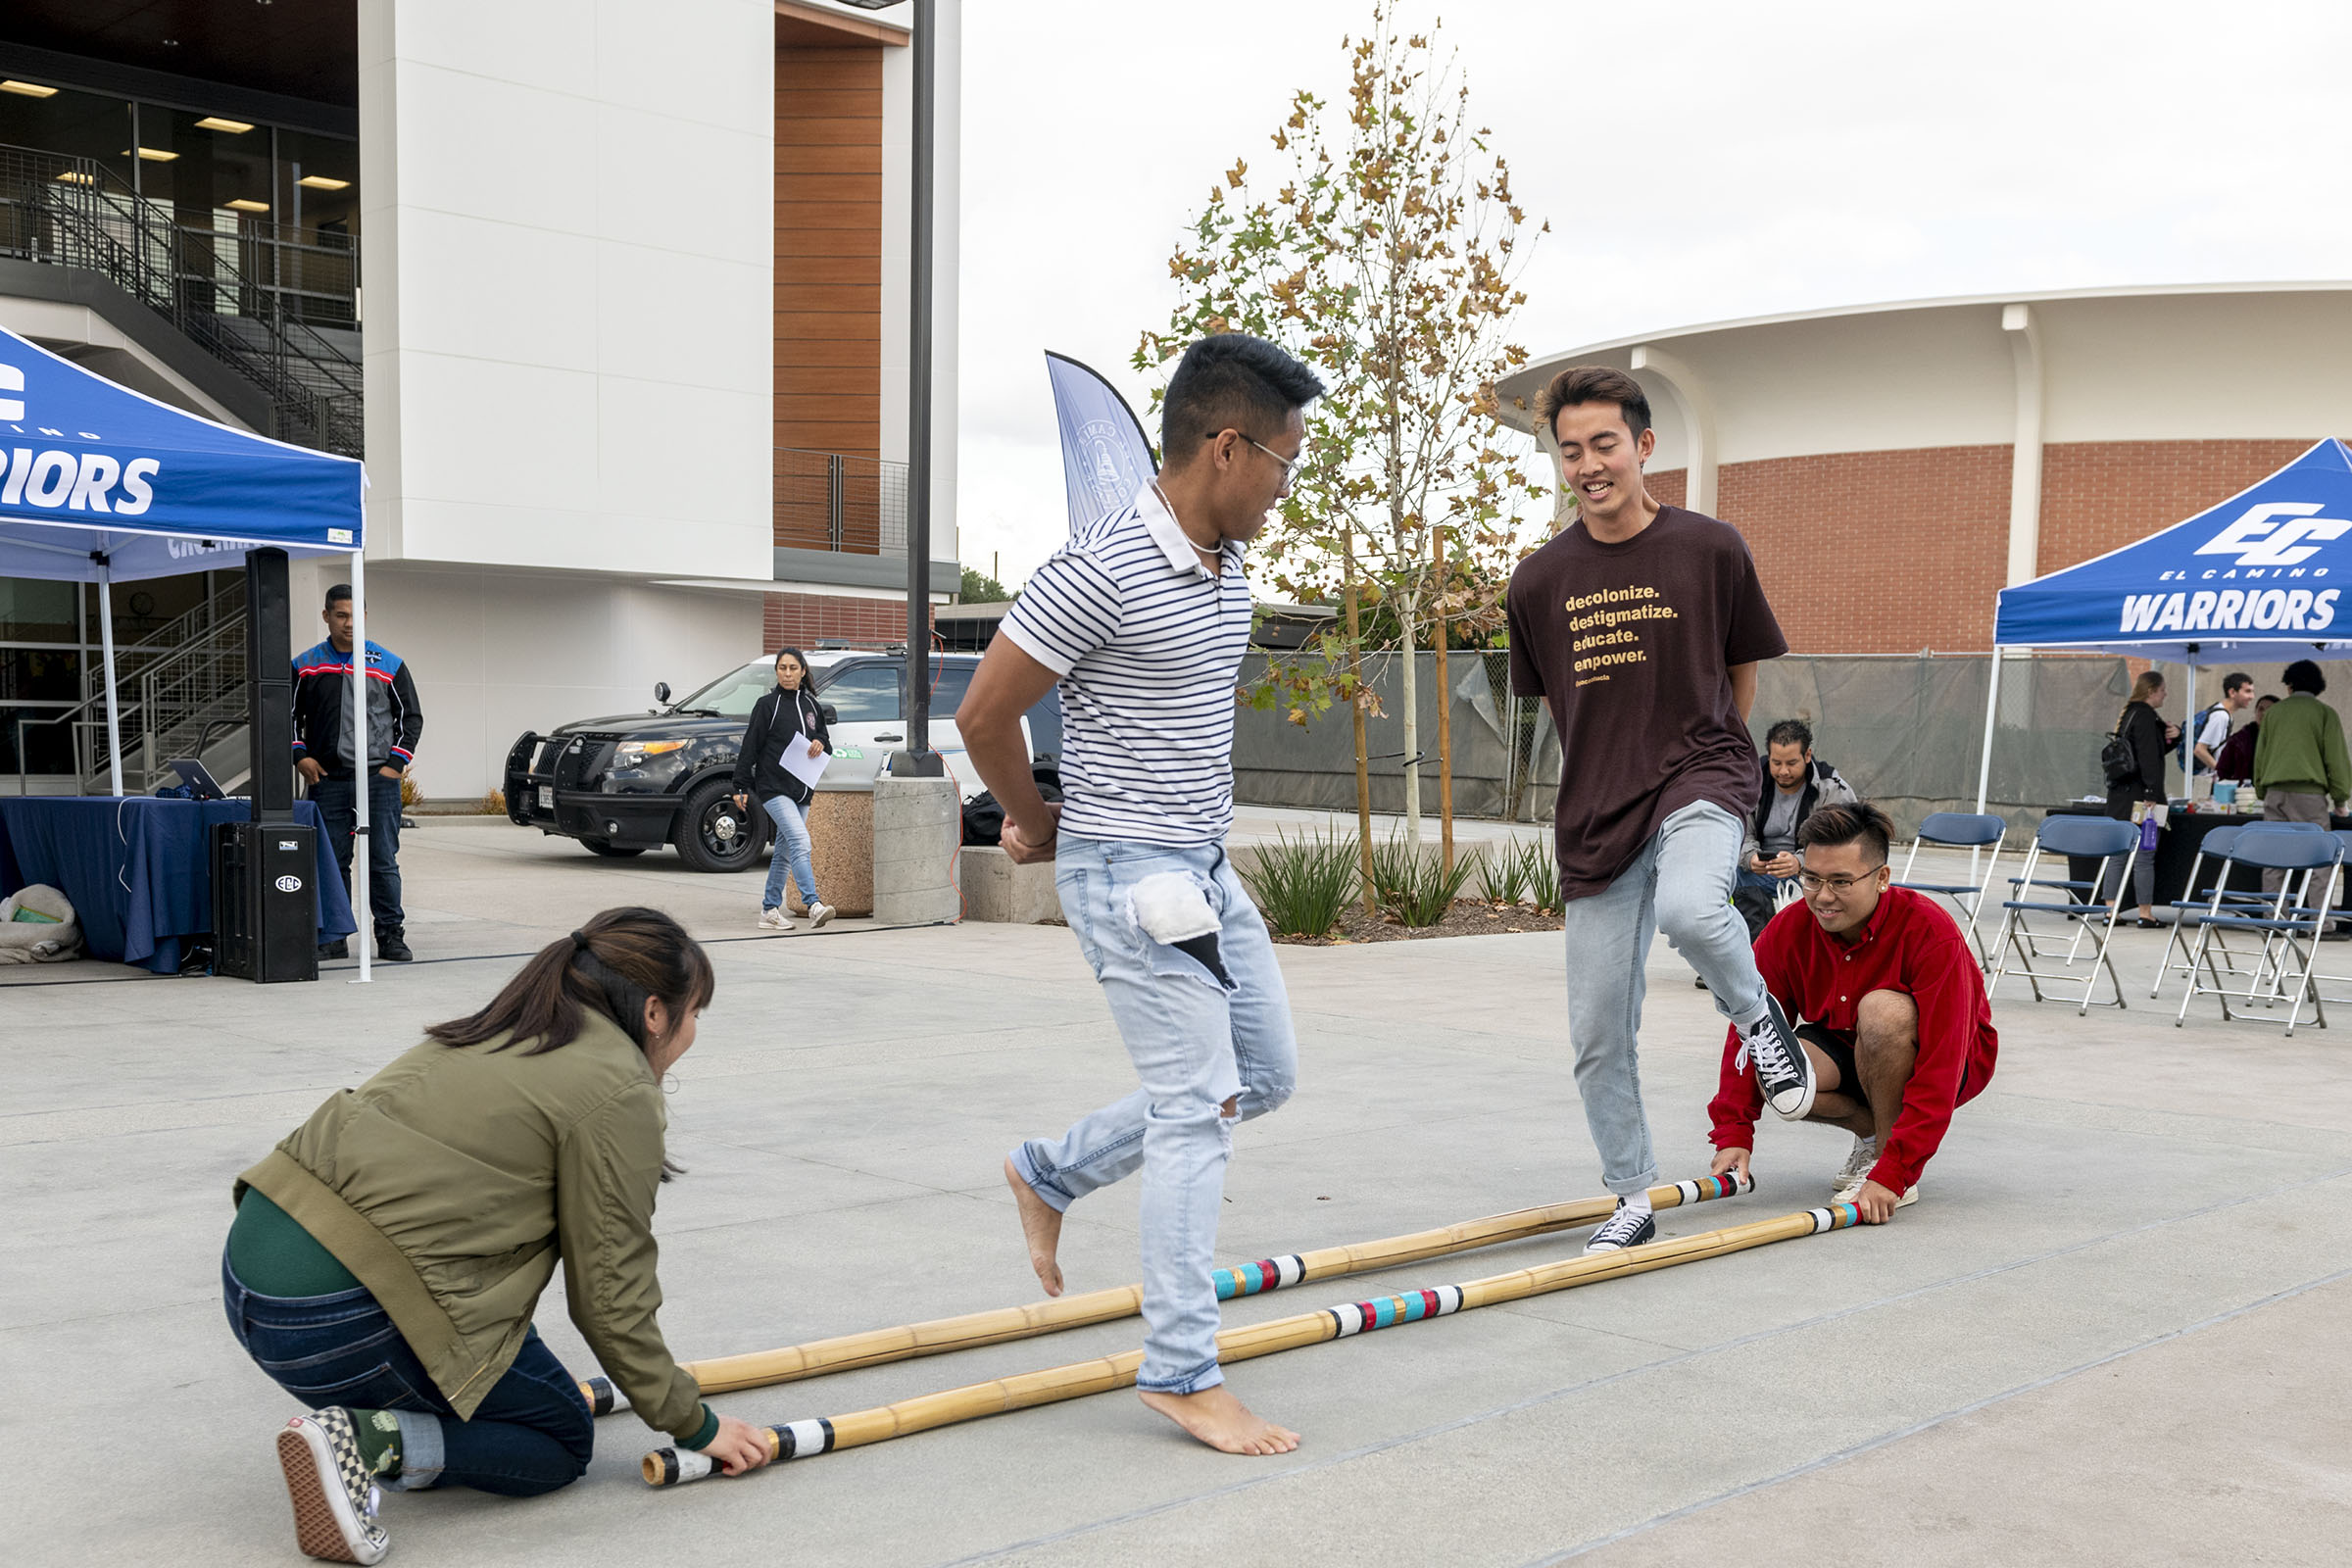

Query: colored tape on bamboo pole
[[640, 1198, 1852, 1488], [586, 1173, 1749, 1415]]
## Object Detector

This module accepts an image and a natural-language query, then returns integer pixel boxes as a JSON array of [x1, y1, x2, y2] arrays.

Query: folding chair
[[1894, 811, 2007, 968], [2174, 827, 2341, 1034], [2152, 820, 2328, 1000], [1990, 815, 2138, 1014], [2306, 829, 2352, 1004]]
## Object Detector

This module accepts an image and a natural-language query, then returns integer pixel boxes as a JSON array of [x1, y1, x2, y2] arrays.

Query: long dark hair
[[427, 906, 715, 1056], [774, 646, 817, 727]]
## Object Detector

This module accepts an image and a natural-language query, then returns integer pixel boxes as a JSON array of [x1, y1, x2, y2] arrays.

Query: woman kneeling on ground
[[222, 906, 768, 1564]]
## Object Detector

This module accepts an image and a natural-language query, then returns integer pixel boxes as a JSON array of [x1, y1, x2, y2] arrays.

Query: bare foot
[[1138, 1385, 1301, 1455], [1004, 1155, 1064, 1297]]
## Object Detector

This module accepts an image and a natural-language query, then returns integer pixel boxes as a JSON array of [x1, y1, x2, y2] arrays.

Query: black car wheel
[[580, 838, 646, 858], [672, 778, 767, 873]]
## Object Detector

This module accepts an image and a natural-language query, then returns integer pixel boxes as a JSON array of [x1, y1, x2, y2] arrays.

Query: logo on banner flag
[[1045, 352, 1157, 534]]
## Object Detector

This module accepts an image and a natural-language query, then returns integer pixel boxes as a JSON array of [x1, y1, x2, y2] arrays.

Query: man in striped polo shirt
[[958, 333, 1321, 1456]]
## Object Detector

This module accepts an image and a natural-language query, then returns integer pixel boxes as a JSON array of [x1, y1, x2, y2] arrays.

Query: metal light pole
[[849, 0, 944, 778]]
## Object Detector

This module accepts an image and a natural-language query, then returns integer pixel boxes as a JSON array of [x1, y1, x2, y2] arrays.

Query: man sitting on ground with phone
[[1707, 802, 1998, 1221]]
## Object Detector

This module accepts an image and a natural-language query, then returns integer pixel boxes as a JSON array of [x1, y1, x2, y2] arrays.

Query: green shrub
[[1242, 828, 1362, 937], [1518, 839, 1562, 913], [1370, 835, 1478, 928], [1476, 844, 1530, 906]]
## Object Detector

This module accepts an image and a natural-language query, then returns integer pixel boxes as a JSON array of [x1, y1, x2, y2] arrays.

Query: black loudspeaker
[[212, 820, 320, 983]]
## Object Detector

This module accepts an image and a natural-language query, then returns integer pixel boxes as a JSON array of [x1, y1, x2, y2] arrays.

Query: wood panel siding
[[777, 42, 884, 552]]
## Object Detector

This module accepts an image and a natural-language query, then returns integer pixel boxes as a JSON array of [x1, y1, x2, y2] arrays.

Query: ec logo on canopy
[[2196, 502, 2352, 568]]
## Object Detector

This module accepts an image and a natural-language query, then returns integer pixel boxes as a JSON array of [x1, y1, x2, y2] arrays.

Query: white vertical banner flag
[[1045, 351, 1157, 534]]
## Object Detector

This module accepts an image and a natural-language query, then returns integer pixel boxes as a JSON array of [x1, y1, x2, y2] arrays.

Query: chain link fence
[[1232, 651, 2135, 838]]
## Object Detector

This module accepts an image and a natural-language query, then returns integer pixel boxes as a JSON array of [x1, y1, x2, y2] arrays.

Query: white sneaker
[[1833, 1136, 1880, 1193], [1835, 1176, 1918, 1210], [808, 902, 836, 929], [758, 906, 793, 931]]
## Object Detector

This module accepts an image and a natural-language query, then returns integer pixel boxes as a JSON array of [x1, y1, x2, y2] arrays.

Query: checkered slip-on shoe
[[275, 1408, 390, 1565]]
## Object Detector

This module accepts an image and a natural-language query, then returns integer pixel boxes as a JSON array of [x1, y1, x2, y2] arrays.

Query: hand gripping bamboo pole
[[578, 1173, 1751, 1417], [640, 1198, 1854, 1487]]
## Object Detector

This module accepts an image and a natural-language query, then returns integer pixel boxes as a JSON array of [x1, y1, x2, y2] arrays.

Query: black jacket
[[2108, 701, 2170, 807], [291, 639, 423, 776], [730, 686, 831, 807]]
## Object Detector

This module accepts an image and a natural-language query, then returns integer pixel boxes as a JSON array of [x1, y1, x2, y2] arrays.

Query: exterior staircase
[[0, 141, 362, 456]]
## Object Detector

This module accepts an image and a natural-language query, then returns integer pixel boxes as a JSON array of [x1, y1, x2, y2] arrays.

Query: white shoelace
[[1590, 1206, 1649, 1248], [1745, 1022, 1800, 1086]]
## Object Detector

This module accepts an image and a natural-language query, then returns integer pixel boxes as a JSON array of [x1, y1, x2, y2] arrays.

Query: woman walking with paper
[[733, 647, 835, 931]]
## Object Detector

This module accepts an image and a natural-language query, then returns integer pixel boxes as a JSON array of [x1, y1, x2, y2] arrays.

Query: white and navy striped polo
[[1000, 485, 1253, 846]]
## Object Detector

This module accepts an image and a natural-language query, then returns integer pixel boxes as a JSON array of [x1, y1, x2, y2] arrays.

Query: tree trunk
[[1344, 536, 1376, 918], [1397, 589, 1421, 850], [1434, 529, 1453, 876]]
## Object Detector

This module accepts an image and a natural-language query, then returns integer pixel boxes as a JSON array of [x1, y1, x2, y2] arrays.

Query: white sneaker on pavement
[[758, 906, 793, 931], [1835, 1176, 1918, 1210], [808, 902, 836, 929], [1833, 1136, 1879, 1193]]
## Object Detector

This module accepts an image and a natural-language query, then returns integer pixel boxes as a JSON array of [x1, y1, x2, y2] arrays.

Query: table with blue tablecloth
[[0, 797, 356, 973]]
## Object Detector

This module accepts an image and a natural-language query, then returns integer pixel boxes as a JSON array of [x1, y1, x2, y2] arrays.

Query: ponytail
[[426, 906, 715, 1057]]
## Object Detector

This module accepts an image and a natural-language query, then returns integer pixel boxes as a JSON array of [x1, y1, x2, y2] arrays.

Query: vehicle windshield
[[670, 659, 779, 716]]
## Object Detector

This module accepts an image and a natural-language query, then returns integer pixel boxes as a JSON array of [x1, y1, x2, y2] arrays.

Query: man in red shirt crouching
[[1707, 802, 1997, 1222]]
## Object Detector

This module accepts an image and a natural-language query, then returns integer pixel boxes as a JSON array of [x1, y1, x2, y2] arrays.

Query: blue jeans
[[761, 794, 819, 910], [1010, 834, 1298, 1394], [309, 772, 405, 935], [1559, 801, 1767, 1197], [222, 1252, 593, 1497]]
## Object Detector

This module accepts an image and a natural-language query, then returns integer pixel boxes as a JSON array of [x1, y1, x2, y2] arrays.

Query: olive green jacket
[[235, 1010, 707, 1440]]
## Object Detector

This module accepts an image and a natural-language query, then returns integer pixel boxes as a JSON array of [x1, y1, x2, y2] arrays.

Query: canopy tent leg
[[96, 556, 123, 798], [2183, 658, 2198, 784], [1973, 648, 2006, 887], [350, 542, 370, 986]]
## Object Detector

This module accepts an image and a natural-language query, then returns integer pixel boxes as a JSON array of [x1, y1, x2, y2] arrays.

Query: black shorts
[[1795, 1022, 1863, 1103], [1795, 1018, 1972, 1108]]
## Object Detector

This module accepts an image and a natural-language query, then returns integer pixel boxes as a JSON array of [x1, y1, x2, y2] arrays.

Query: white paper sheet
[[781, 737, 830, 790]]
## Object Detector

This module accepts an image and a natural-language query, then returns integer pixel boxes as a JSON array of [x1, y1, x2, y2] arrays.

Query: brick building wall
[[763, 591, 931, 651], [2034, 439, 2317, 577], [1635, 439, 2323, 654]]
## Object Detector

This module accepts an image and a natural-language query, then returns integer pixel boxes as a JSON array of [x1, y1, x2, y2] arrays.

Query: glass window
[[0, 647, 82, 702], [674, 659, 779, 717], [0, 84, 133, 173], [927, 662, 975, 716], [816, 663, 903, 723], [0, 706, 77, 774], [0, 580, 81, 642]]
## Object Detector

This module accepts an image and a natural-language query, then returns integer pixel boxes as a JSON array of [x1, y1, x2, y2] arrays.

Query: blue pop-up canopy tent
[[0, 324, 380, 975], [1977, 438, 2352, 808]]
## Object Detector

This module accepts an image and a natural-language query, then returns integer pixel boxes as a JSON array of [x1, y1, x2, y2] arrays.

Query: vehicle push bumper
[[504, 731, 683, 849]]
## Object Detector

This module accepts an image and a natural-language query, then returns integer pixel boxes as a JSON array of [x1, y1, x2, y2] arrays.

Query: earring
[[661, 1071, 680, 1096]]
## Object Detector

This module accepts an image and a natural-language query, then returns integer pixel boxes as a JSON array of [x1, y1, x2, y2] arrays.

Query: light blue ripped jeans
[[1010, 833, 1298, 1394], [761, 794, 819, 911], [1560, 800, 1767, 1197]]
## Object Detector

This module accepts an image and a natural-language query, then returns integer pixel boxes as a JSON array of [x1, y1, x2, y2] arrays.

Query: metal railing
[[775, 448, 908, 555], [0, 142, 363, 457], [8, 579, 251, 795]]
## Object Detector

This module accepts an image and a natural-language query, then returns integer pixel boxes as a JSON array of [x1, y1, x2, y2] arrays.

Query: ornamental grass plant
[[1242, 827, 1363, 938]]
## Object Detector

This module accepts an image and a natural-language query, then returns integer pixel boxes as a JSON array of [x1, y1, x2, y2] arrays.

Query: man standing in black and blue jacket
[[292, 583, 423, 961]]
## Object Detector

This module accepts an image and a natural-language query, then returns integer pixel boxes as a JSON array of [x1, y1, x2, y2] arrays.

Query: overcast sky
[[955, 0, 2352, 587]]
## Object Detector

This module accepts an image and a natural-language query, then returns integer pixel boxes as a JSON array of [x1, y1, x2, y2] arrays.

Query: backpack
[[2182, 703, 2227, 769], [2101, 716, 2138, 788]]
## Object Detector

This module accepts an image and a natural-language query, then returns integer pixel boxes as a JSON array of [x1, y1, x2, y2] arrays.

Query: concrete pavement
[[3, 817, 2347, 1565]]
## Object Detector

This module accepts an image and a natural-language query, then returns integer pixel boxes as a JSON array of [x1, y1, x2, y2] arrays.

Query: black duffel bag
[[962, 772, 1062, 846]]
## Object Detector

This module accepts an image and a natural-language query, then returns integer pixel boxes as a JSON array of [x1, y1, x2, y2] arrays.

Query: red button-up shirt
[[1709, 884, 1997, 1195]]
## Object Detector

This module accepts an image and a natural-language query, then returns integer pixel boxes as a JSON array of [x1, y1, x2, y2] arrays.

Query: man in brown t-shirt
[[1506, 365, 1817, 1254]]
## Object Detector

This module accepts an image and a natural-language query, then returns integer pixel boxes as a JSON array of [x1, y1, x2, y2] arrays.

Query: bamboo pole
[[582, 1175, 1751, 1415], [642, 1199, 1857, 1486]]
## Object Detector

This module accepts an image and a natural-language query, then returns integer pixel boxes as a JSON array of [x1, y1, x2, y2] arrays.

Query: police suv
[[504, 648, 1058, 872]]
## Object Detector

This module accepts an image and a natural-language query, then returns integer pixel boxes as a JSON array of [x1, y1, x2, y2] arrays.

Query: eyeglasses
[[1218, 429, 1299, 482], [1797, 864, 1886, 894]]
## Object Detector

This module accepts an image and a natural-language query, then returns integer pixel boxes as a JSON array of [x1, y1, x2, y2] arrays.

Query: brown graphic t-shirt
[[1506, 507, 1788, 899]]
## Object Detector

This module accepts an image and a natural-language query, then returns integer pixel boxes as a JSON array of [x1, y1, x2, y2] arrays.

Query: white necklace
[[1154, 479, 1222, 567]]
